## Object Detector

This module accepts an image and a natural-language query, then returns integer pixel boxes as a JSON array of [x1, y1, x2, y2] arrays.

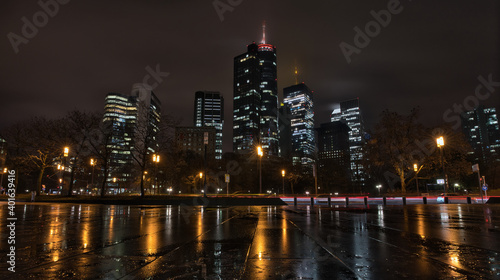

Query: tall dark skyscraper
[[331, 98, 366, 185], [461, 105, 500, 164], [194, 91, 224, 159], [283, 83, 316, 169], [233, 25, 278, 155]]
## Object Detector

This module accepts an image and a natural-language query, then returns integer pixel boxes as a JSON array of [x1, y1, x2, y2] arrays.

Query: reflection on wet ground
[[0, 203, 499, 279]]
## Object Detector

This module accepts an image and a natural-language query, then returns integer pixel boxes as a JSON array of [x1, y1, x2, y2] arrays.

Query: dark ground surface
[[1, 203, 499, 279]]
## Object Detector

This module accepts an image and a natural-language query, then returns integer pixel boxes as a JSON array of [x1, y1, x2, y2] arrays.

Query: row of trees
[[1, 107, 495, 196], [362, 108, 495, 194]]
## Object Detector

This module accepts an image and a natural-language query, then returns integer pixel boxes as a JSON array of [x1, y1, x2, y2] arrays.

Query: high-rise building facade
[[316, 121, 351, 167], [194, 91, 224, 159], [316, 121, 351, 192], [331, 98, 366, 184], [461, 105, 500, 164], [103, 84, 161, 188], [278, 103, 292, 160], [283, 83, 315, 169], [233, 36, 279, 155]]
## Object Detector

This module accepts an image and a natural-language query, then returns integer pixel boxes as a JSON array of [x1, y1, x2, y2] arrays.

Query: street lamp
[[90, 158, 96, 190], [199, 172, 203, 194], [413, 163, 421, 195], [57, 164, 64, 192], [281, 169, 285, 195], [153, 154, 160, 195], [257, 146, 263, 194], [376, 184, 382, 196], [63, 147, 69, 157], [436, 136, 449, 194], [1, 167, 7, 190]]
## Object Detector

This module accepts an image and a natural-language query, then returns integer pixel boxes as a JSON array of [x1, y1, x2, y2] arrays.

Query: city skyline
[[1, 0, 499, 154]]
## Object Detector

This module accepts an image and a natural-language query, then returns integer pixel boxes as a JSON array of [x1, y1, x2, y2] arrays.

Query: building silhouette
[[331, 98, 366, 185], [103, 84, 161, 190], [283, 83, 316, 170], [233, 31, 279, 155], [194, 91, 224, 159], [175, 126, 216, 159], [316, 121, 351, 192], [461, 105, 500, 164]]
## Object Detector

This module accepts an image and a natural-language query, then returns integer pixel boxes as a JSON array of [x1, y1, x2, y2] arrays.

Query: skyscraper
[[331, 98, 366, 185], [194, 91, 224, 159], [103, 84, 161, 189], [283, 83, 315, 169], [461, 105, 500, 164], [316, 121, 351, 192], [233, 25, 278, 155]]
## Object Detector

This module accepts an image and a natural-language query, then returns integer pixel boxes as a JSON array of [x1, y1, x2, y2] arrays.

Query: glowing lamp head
[[281, 170, 285, 177], [63, 147, 69, 157], [436, 136, 445, 148], [199, 172, 203, 179], [3, 168, 6, 173], [257, 146, 263, 157], [413, 163, 418, 172]]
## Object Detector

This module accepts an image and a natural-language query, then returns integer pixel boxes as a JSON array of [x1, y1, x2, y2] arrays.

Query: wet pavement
[[1, 203, 500, 279]]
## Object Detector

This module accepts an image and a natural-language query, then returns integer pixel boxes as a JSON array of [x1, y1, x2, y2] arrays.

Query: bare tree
[[85, 113, 117, 197]]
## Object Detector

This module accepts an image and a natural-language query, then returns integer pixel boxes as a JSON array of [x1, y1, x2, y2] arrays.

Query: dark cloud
[[1, 0, 498, 152]]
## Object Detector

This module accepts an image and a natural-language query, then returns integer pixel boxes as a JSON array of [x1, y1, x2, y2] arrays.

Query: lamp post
[[90, 158, 96, 191], [153, 154, 160, 195], [436, 136, 449, 194], [113, 177, 117, 195], [257, 146, 263, 194], [63, 147, 69, 195], [413, 163, 420, 195], [199, 172, 203, 194], [1, 167, 7, 191], [376, 184, 382, 196], [281, 169, 285, 195], [57, 164, 64, 193]]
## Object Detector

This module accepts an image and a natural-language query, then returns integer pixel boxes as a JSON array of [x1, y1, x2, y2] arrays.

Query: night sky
[[1, 0, 499, 152]]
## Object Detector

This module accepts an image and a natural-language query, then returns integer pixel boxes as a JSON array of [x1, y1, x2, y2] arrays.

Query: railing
[[280, 196, 493, 206]]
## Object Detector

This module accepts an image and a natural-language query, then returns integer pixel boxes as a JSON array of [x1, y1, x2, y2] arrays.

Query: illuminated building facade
[[461, 105, 500, 164], [103, 84, 161, 189], [194, 91, 224, 159], [233, 38, 279, 155], [283, 83, 315, 169], [331, 98, 366, 185]]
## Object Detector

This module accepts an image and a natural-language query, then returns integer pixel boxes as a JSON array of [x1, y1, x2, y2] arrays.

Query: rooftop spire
[[261, 20, 266, 44]]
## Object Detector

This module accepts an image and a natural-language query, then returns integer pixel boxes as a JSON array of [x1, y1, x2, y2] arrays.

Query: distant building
[[461, 105, 500, 164], [233, 31, 279, 155], [331, 98, 366, 185], [103, 84, 161, 189], [316, 121, 351, 167], [283, 83, 316, 170], [194, 91, 224, 159], [175, 127, 216, 159], [316, 121, 351, 192], [278, 103, 292, 160]]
